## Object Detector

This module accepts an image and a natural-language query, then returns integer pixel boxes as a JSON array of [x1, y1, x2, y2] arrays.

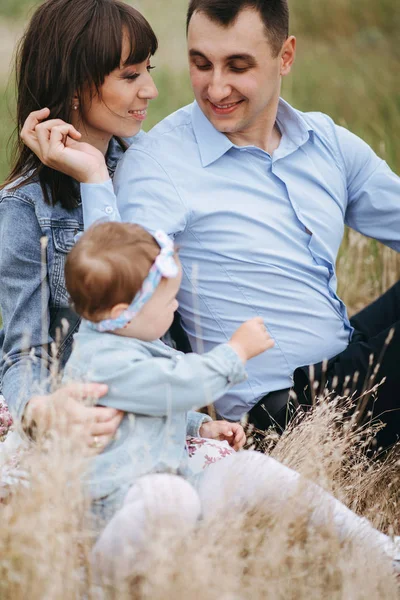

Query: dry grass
[[337, 229, 400, 316], [0, 393, 399, 600]]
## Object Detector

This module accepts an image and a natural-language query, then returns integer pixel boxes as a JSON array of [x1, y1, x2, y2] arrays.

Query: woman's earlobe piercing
[[73, 105, 78, 110]]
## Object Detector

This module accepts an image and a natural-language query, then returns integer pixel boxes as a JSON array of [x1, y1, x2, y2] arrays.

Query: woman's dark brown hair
[[3, 0, 158, 210]]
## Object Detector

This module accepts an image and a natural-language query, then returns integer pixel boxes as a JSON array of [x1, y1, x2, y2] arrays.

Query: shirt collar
[[191, 101, 234, 167], [191, 98, 314, 167], [275, 98, 314, 149]]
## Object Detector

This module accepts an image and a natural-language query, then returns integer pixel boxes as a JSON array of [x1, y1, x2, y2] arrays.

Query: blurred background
[[0, 0, 399, 311]]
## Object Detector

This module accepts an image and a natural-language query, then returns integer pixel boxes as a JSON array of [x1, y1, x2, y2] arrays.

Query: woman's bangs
[[121, 10, 158, 66], [82, 15, 124, 92], [82, 5, 158, 93]]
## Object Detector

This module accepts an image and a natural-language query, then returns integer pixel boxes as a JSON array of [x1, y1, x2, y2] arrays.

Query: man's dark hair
[[186, 0, 289, 57]]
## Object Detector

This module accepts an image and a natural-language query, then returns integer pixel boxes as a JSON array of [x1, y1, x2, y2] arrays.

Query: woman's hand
[[199, 420, 246, 451], [24, 382, 124, 454], [20, 108, 109, 183]]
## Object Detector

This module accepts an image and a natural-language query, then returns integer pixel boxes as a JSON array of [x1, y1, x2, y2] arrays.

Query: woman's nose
[[139, 72, 159, 100]]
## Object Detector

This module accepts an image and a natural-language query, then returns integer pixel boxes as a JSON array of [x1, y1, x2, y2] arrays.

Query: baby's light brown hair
[[65, 222, 160, 321]]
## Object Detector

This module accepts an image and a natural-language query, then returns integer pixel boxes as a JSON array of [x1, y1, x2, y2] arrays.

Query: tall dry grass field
[[0, 398, 399, 599], [0, 0, 399, 597]]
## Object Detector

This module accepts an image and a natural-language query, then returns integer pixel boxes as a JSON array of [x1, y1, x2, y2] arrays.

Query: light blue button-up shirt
[[81, 99, 400, 420]]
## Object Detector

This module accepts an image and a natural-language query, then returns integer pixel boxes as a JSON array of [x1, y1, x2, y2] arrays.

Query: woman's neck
[[71, 114, 112, 156], [80, 131, 112, 156]]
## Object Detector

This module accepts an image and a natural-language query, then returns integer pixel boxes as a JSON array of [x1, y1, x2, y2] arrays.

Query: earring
[[72, 105, 78, 110]]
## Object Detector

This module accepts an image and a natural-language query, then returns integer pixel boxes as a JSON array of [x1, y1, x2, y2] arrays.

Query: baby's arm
[[90, 317, 273, 416], [92, 342, 247, 416], [186, 410, 212, 437]]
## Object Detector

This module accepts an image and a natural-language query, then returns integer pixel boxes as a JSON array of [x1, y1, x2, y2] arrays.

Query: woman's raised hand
[[24, 382, 124, 454], [20, 108, 109, 183]]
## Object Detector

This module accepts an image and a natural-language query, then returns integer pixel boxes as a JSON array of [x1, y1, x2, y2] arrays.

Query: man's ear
[[280, 36, 296, 76], [109, 303, 130, 319]]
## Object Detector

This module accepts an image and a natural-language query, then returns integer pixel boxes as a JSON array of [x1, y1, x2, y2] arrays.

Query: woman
[[0, 0, 159, 449]]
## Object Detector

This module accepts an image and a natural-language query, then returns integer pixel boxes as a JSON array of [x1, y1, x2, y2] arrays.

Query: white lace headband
[[87, 230, 178, 333]]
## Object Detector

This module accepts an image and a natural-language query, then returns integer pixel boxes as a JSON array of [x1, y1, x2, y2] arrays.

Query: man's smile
[[207, 99, 244, 115]]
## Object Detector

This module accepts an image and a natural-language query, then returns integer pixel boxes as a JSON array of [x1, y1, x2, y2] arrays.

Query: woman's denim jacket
[[0, 139, 124, 420]]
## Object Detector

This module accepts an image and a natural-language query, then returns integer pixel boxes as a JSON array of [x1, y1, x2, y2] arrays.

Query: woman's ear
[[71, 92, 80, 112], [109, 303, 130, 319]]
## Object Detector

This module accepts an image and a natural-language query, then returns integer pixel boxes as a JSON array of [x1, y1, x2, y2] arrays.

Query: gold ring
[[92, 436, 102, 449]]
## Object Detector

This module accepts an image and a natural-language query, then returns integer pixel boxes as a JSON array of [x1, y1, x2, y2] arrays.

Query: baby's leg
[[186, 436, 235, 475], [197, 450, 393, 556], [92, 473, 201, 582]]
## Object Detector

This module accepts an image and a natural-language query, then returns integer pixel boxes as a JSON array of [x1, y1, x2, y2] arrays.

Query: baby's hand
[[228, 317, 274, 363], [199, 420, 246, 451]]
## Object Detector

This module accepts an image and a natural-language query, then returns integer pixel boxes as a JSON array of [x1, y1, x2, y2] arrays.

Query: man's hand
[[228, 317, 274, 363], [20, 108, 109, 183], [199, 420, 246, 451], [24, 383, 124, 454]]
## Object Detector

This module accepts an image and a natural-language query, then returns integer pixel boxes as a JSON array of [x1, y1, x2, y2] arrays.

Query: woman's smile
[[128, 108, 148, 121]]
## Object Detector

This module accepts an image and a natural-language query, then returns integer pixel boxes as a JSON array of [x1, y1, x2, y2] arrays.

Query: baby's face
[[121, 256, 182, 341]]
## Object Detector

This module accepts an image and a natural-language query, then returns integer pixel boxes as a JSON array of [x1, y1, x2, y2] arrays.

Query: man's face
[[187, 8, 294, 140]]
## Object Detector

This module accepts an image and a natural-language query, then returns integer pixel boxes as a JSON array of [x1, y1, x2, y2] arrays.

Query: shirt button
[[105, 206, 113, 215]]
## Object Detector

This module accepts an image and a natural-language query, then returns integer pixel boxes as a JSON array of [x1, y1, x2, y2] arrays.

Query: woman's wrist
[[82, 165, 110, 184]]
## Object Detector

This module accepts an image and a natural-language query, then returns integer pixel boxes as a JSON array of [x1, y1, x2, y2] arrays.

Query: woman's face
[[77, 36, 158, 146]]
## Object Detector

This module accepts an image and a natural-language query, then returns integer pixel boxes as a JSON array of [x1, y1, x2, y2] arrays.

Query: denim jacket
[[0, 139, 123, 420], [63, 319, 246, 500]]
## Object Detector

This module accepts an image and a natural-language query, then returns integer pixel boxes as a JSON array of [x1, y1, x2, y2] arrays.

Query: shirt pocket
[[51, 225, 81, 307]]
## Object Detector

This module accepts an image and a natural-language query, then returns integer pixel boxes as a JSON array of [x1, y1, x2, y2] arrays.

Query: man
[[28, 0, 400, 449]]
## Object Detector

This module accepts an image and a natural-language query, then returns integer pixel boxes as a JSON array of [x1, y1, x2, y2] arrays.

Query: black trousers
[[248, 281, 400, 451]]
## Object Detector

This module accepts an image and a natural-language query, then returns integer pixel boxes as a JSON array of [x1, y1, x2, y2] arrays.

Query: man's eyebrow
[[189, 49, 257, 65], [189, 49, 208, 59], [226, 54, 257, 65]]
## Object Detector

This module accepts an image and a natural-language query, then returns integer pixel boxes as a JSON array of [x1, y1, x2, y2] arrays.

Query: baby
[[64, 221, 399, 581], [63, 222, 273, 562]]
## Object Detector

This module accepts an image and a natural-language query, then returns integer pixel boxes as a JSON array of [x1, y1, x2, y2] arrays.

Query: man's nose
[[207, 72, 231, 102]]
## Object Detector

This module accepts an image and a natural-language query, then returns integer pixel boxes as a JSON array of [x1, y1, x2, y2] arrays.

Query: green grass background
[[0, 0, 399, 312], [1, 0, 399, 178]]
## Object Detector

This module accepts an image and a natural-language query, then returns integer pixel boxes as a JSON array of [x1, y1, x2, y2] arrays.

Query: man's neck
[[227, 124, 281, 154], [225, 100, 282, 154]]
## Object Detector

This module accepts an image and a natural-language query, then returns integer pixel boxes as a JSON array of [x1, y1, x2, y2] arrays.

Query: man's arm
[[80, 147, 187, 236], [336, 125, 400, 251]]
